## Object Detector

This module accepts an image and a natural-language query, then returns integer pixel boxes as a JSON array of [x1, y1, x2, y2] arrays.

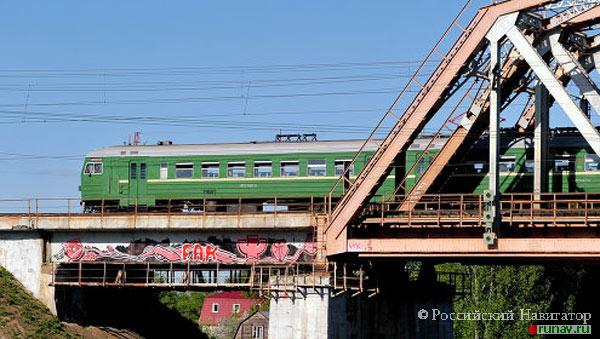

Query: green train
[[80, 128, 600, 211]]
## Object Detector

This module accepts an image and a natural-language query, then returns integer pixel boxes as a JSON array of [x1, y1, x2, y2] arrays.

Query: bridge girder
[[326, 0, 600, 257]]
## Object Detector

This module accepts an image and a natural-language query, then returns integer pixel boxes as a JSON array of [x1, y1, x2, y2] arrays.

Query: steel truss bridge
[[325, 0, 600, 261], [3, 0, 600, 294]]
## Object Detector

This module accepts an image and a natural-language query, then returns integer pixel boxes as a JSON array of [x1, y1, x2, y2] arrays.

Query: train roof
[[86, 128, 598, 158], [86, 136, 450, 158]]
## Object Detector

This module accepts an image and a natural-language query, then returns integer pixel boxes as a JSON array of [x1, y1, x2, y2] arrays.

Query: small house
[[234, 311, 269, 339], [199, 291, 256, 326]]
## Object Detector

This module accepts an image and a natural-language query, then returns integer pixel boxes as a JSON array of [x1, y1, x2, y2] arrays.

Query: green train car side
[[80, 140, 395, 209], [80, 132, 600, 210]]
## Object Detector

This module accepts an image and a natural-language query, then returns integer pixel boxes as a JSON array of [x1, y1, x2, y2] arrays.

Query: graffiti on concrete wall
[[52, 233, 317, 264]]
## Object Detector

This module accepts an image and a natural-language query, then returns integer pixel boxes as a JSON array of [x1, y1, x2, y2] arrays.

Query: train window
[[524, 160, 534, 173], [308, 160, 326, 177], [585, 154, 600, 172], [201, 163, 219, 178], [160, 163, 168, 179], [335, 160, 354, 176], [175, 163, 194, 178], [140, 163, 147, 179], [254, 161, 272, 177], [416, 156, 431, 175], [281, 161, 299, 177], [499, 156, 516, 173], [130, 163, 137, 179], [228, 162, 246, 178], [84, 162, 103, 175], [554, 158, 571, 172], [472, 161, 486, 174]]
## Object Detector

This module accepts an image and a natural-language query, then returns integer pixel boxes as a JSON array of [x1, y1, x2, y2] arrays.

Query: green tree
[[438, 264, 587, 339], [159, 291, 207, 322]]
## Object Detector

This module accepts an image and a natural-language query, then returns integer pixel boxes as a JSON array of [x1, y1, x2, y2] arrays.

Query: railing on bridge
[[0, 196, 328, 215], [2, 193, 599, 229], [0, 196, 330, 230], [362, 192, 600, 228], [51, 261, 471, 296], [52, 262, 330, 292]]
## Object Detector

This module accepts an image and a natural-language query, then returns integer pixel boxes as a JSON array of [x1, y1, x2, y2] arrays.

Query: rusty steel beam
[[327, 0, 560, 256], [347, 238, 600, 258], [402, 11, 600, 211], [399, 47, 528, 212]]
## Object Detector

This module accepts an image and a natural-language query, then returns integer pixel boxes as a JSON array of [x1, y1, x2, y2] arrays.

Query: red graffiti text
[[182, 243, 219, 262]]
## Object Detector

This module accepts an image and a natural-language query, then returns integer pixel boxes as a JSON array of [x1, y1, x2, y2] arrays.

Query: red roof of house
[[199, 291, 256, 326], [206, 291, 246, 300]]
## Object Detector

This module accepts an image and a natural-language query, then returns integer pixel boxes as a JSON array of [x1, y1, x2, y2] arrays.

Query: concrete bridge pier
[[268, 262, 454, 339], [0, 230, 56, 314]]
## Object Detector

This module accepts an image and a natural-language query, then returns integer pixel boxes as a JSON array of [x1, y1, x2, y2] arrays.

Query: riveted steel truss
[[326, 0, 600, 256]]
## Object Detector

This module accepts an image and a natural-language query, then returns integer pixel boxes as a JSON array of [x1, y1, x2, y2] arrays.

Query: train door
[[552, 155, 575, 193], [127, 162, 148, 206]]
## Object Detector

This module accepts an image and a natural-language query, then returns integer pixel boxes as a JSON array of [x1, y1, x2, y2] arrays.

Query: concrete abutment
[[268, 264, 454, 339]]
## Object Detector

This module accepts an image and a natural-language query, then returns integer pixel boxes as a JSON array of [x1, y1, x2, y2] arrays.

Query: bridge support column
[[488, 38, 501, 205], [484, 23, 505, 243], [534, 82, 550, 200], [268, 283, 331, 339], [0, 231, 56, 314], [268, 264, 454, 338]]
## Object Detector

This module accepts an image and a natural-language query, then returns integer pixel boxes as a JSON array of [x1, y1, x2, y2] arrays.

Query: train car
[[79, 139, 399, 212], [80, 129, 600, 212], [440, 128, 600, 194]]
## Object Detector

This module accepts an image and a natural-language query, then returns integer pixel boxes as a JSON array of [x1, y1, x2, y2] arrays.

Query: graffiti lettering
[[54, 234, 317, 265], [348, 241, 364, 252], [182, 243, 219, 262]]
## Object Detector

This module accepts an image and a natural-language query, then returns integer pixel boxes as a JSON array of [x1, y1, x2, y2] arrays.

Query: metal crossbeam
[[550, 32, 600, 116], [504, 16, 600, 156]]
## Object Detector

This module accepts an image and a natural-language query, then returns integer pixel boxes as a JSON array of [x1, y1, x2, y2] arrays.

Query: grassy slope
[[0, 266, 72, 338]]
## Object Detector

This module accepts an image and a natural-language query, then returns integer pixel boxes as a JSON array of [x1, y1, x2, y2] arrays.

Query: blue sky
[[0, 1, 594, 199]]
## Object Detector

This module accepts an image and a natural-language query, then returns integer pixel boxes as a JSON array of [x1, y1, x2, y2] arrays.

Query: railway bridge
[[2, 0, 600, 337]]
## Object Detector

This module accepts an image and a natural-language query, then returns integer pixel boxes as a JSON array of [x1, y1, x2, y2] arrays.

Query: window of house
[[140, 163, 147, 179], [280, 161, 299, 177], [335, 160, 354, 176], [212, 303, 219, 313], [254, 161, 272, 177], [160, 163, 168, 180], [232, 304, 241, 313], [585, 154, 600, 172], [227, 162, 246, 178], [499, 156, 516, 173], [130, 163, 137, 179], [308, 160, 326, 177], [84, 162, 103, 175], [252, 325, 264, 339], [175, 163, 194, 178], [201, 162, 219, 178]]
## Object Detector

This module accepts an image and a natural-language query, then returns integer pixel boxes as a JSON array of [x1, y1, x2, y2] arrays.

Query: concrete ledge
[[0, 213, 314, 230]]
